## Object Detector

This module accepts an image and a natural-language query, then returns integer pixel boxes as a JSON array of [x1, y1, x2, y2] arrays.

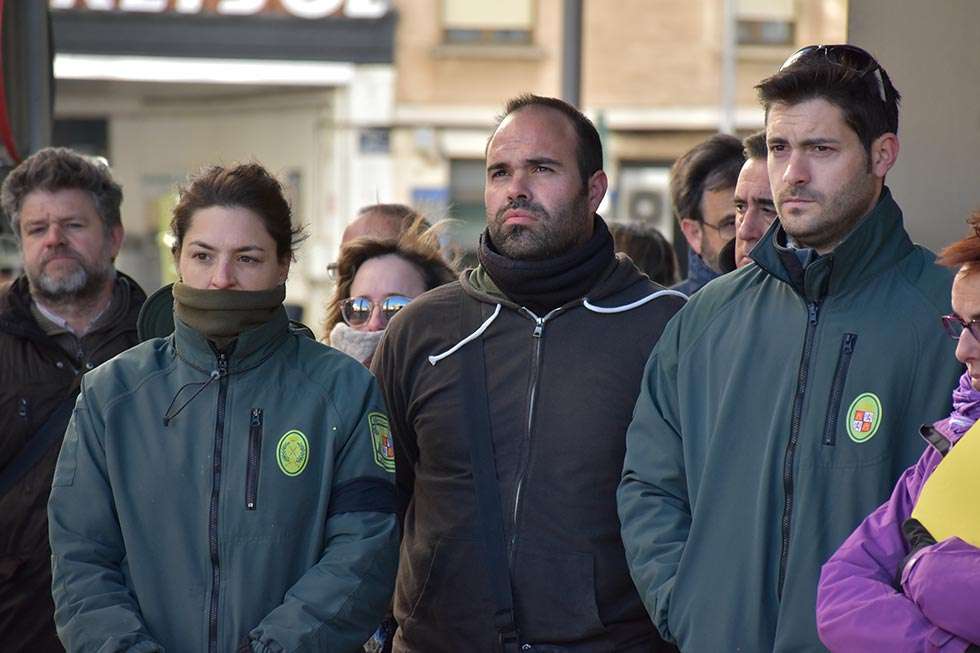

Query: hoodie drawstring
[[428, 304, 502, 366], [583, 289, 687, 314], [163, 369, 220, 426]]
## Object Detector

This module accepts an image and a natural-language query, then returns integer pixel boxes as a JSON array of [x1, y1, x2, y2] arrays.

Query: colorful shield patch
[[846, 393, 882, 443], [368, 412, 395, 473], [276, 430, 309, 476]]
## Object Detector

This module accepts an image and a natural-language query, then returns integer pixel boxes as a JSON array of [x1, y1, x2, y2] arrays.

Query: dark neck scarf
[[172, 282, 285, 348], [478, 216, 615, 316]]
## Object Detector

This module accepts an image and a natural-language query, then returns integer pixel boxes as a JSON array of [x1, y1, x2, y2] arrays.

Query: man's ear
[[679, 218, 704, 256], [586, 170, 608, 215], [108, 224, 124, 261], [870, 133, 899, 179]]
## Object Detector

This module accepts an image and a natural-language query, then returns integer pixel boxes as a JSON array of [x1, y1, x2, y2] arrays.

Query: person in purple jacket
[[816, 211, 980, 653]]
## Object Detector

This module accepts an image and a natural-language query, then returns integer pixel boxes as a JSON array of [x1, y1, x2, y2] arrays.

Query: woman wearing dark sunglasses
[[325, 220, 455, 366], [817, 211, 980, 652]]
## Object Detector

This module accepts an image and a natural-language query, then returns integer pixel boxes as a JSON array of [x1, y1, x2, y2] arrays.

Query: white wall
[[849, 0, 980, 252]]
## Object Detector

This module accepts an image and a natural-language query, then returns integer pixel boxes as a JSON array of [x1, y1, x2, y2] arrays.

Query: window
[[448, 158, 486, 253], [442, 0, 533, 46], [737, 0, 795, 46]]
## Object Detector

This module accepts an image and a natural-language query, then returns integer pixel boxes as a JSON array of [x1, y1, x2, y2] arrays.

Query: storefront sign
[[49, 0, 390, 19]]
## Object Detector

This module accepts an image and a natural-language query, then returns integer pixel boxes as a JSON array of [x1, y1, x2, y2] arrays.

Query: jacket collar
[[681, 250, 720, 292], [463, 253, 654, 312], [751, 186, 913, 301], [173, 305, 290, 374]]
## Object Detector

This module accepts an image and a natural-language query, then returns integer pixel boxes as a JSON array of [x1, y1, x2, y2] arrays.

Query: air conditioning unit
[[616, 164, 673, 243]]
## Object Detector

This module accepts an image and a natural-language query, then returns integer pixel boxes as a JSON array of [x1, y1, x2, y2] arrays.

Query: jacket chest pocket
[[822, 333, 858, 446], [245, 408, 263, 511], [805, 333, 904, 470]]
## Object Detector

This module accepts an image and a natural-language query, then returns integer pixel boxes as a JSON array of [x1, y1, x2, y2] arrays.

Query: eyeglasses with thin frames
[[701, 218, 737, 242], [941, 314, 980, 341]]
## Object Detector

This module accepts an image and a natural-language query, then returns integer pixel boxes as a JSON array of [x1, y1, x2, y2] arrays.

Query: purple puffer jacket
[[816, 372, 980, 653]]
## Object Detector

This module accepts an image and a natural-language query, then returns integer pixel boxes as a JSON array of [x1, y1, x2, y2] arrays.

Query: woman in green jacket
[[48, 163, 399, 653]]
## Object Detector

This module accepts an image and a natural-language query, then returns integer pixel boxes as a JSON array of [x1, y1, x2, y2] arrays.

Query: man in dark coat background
[[0, 147, 144, 652]]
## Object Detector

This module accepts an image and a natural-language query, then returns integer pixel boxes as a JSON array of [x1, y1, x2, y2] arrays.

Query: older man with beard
[[0, 147, 144, 652]]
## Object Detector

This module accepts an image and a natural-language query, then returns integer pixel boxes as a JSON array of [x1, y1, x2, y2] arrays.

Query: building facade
[[49, 0, 846, 334]]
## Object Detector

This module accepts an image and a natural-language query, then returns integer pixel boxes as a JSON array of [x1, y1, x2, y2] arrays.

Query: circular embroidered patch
[[846, 393, 882, 443], [276, 430, 309, 476]]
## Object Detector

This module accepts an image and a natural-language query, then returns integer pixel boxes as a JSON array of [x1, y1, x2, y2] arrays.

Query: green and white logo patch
[[276, 430, 309, 476], [847, 393, 882, 443], [368, 412, 395, 473]]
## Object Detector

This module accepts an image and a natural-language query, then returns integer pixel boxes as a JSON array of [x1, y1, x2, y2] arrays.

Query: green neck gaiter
[[172, 282, 285, 348]]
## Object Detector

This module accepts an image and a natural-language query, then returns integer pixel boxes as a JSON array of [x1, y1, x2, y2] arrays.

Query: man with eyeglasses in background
[[669, 134, 745, 295], [619, 45, 963, 652]]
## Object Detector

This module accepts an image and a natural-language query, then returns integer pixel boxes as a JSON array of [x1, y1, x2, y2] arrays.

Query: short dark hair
[[670, 134, 745, 224], [490, 94, 603, 183], [171, 163, 306, 262], [609, 222, 680, 287], [743, 130, 768, 160], [1, 146, 123, 239], [756, 47, 901, 153]]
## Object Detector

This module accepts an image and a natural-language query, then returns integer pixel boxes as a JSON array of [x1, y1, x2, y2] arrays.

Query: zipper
[[822, 334, 858, 446], [246, 408, 264, 511], [778, 300, 820, 598], [18, 398, 28, 419], [509, 307, 561, 562], [207, 352, 229, 653]]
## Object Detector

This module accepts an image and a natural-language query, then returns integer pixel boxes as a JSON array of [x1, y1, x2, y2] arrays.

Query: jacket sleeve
[[617, 318, 688, 644], [370, 327, 417, 530], [248, 377, 399, 653], [902, 536, 980, 645], [816, 455, 972, 653], [47, 383, 164, 652]]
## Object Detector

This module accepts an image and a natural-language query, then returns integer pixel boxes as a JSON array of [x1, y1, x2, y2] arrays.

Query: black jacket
[[373, 257, 685, 652], [0, 273, 144, 652]]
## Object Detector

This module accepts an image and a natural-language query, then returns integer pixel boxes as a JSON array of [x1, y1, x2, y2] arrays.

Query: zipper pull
[[217, 353, 228, 376], [532, 319, 543, 338], [842, 333, 856, 353], [250, 408, 262, 427], [807, 302, 820, 325]]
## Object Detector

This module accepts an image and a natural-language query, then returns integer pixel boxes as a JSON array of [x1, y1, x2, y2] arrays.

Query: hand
[[894, 518, 937, 587]]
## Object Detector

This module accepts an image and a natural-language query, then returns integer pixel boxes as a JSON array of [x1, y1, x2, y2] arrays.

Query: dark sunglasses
[[341, 295, 413, 328], [941, 314, 980, 341], [779, 44, 888, 103]]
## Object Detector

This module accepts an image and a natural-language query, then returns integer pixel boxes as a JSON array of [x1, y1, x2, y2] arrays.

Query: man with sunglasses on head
[[620, 45, 963, 652], [669, 134, 745, 295], [372, 94, 685, 652]]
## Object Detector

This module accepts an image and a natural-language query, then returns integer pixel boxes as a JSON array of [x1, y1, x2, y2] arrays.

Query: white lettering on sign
[[119, 0, 167, 10], [280, 0, 342, 19], [216, 0, 266, 15], [48, 0, 390, 18], [174, 0, 204, 11]]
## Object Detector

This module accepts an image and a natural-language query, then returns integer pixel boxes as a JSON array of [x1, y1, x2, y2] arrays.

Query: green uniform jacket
[[618, 188, 962, 652], [48, 309, 398, 653]]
